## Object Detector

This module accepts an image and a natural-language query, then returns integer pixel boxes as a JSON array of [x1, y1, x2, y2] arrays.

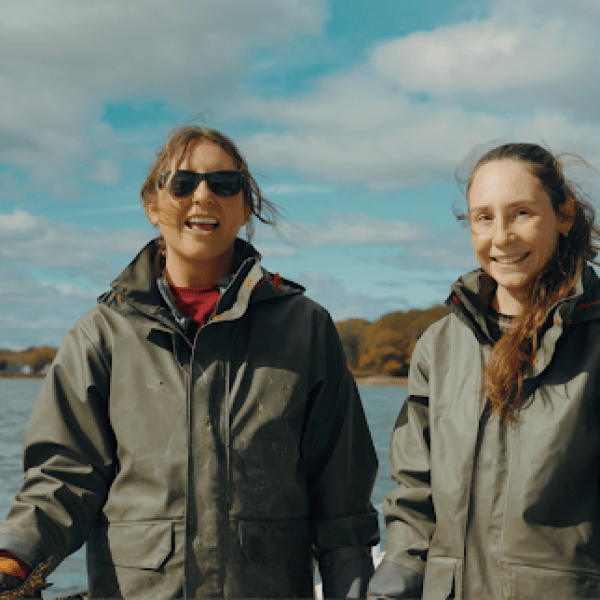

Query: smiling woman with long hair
[[368, 142, 600, 599]]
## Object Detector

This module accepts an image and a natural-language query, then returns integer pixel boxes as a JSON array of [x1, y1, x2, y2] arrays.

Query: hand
[[0, 573, 43, 598], [0, 573, 30, 600], [0, 572, 26, 595]]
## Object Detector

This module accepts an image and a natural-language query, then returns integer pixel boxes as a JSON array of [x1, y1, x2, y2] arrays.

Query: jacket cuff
[[366, 559, 423, 599], [313, 510, 380, 560], [320, 555, 374, 599], [0, 533, 45, 572]]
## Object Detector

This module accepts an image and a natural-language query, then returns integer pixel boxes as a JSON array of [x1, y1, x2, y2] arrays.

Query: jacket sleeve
[[367, 335, 434, 598], [302, 309, 380, 598], [0, 315, 115, 572]]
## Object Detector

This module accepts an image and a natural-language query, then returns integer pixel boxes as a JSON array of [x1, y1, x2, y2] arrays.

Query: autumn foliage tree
[[24, 346, 58, 371], [0, 346, 57, 373], [336, 305, 449, 377], [335, 318, 369, 370]]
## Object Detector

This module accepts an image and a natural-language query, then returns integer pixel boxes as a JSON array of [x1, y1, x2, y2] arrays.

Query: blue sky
[[1, 0, 600, 349]]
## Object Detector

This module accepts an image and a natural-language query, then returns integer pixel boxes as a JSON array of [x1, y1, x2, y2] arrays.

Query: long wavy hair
[[459, 143, 600, 421], [140, 125, 279, 242]]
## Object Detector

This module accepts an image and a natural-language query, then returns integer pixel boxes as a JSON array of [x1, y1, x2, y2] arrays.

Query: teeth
[[188, 216, 218, 225], [494, 253, 527, 264]]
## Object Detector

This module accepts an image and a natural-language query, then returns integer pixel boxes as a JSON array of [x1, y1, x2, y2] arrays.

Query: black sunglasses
[[158, 170, 245, 198]]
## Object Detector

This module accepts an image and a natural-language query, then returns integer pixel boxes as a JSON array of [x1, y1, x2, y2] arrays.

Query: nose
[[492, 217, 513, 246], [191, 179, 213, 203]]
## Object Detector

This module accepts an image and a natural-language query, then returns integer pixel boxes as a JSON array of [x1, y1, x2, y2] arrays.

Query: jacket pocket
[[87, 520, 178, 600], [106, 520, 173, 569], [512, 563, 600, 598], [422, 557, 459, 600]]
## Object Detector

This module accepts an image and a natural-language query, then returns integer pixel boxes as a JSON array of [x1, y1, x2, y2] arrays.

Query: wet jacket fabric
[[368, 264, 600, 599], [0, 238, 379, 599]]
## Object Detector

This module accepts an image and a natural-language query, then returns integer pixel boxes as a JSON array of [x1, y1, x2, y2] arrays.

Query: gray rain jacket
[[369, 264, 600, 599], [0, 239, 379, 599]]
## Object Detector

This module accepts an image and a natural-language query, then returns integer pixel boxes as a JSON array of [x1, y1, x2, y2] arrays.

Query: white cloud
[[294, 271, 410, 321], [0, 0, 325, 99], [382, 226, 478, 272], [89, 156, 122, 185], [253, 211, 433, 250], [494, 0, 600, 21], [239, 83, 501, 190], [370, 20, 573, 99], [0, 209, 153, 283], [4, 0, 599, 201], [263, 182, 333, 195], [0, 209, 39, 236], [0, 265, 98, 349], [0, 0, 327, 196], [275, 212, 429, 247], [239, 70, 600, 190], [369, 12, 600, 121], [51, 282, 100, 298], [0, 209, 157, 347], [254, 243, 297, 259], [237, 0, 600, 189]]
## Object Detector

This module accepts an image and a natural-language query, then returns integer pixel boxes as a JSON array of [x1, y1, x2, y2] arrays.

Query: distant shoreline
[[355, 375, 407, 386], [1, 374, 409, 385]]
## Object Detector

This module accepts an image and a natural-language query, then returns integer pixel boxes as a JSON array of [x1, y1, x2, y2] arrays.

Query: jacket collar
[[108, 238, 165, 319], [103, 237, 304, 326], [446, 269, 498, 344], [446, 264, 600, 344]]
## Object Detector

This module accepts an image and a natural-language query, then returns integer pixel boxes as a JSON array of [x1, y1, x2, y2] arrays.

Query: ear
[[144, 201, 160, 227], [558, 196, 575, 236]]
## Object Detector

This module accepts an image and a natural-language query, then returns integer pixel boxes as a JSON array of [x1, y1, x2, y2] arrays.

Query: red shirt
[[170, 285, 221, 328]]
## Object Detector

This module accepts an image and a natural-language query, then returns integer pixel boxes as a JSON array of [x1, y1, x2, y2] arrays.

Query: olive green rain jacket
[[0, 239, 379, 599], [368, 265, 600, 599]]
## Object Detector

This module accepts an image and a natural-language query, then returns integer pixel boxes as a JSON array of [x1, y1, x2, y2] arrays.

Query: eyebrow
[[468, 199, 538, 212]]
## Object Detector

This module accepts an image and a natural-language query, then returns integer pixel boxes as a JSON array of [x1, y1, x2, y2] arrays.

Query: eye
[[514, 208, 531, 220], [468, 213, 491, 234], [470, 212, 492, 223]]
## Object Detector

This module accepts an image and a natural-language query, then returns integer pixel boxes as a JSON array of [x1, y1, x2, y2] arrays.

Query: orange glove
[[0, 551, 29, 582]]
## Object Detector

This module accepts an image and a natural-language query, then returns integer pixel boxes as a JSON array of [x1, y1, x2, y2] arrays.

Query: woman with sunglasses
[[0, 126, 379, 599], [367, 142, 600, 599]]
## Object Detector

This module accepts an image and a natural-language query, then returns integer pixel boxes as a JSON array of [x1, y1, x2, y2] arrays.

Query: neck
[[492, 287, 526, 316], [164, 251, 233, 287]]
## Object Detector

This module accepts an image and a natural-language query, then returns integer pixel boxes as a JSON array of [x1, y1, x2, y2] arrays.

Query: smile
[[185, 216, 219, 231], [492, 252, 530, 264]]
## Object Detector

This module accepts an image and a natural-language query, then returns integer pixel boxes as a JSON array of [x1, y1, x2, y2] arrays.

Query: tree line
[[335, 305, 449, 377], [1, 305, 449, 377], [0, 346, 58, 375]]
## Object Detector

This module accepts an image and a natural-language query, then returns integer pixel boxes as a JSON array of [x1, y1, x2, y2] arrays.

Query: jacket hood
[[99, 237, 304, 327], [445, 264, 600, 345]]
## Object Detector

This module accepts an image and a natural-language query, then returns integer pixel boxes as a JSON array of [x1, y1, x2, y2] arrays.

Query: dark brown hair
[[140, 125, 279, 240], [458, 142, 600, 420]]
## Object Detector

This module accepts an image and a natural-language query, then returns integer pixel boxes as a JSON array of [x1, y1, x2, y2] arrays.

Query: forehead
[[468, 159, 547, 209], [175, 138, 238, 172]]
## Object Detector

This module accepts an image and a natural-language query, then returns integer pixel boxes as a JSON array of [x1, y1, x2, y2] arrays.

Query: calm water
[[0, 379, 405, 597]]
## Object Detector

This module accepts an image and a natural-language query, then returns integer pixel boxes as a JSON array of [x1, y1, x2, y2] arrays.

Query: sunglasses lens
[[169, 172, 199, 197], [208, 171, 243, 196]]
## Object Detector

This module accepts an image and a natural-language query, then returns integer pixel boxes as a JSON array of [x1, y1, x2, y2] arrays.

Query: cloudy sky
[[1, 0, 600, 349]]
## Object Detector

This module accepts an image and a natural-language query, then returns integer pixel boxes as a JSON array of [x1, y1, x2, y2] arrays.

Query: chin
[[495, 275, 533, 293]]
